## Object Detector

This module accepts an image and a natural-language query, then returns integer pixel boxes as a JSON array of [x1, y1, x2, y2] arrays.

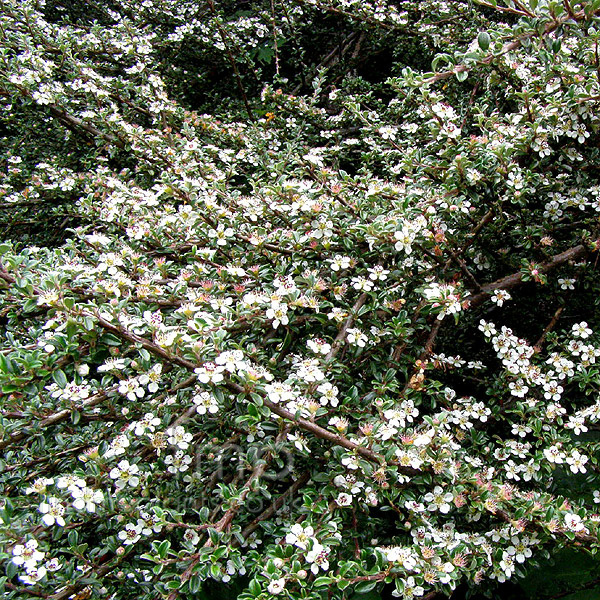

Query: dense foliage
[[2, 1, 600, 599]]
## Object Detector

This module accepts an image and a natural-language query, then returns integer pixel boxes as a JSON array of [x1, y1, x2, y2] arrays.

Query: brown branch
[[47, 104, 125, 148], [239, 472, 311, 540], [541, 575, 600, 600], [168, 429, 290, 599], [533, 305, 565, 353], [4, 582, 47, 597], [324, 292, 368, 362], [474, 0, 534, 16], [206, 0, 255, 121], [464, 244, 591, 308], [49, 555, 123, 600], [494, 507, 597, 544], [91, 312, 198, 371], [424, 8, 600, 85], [446, 246, 481, 291], [0, 390, 109, 451], [258, 395, 417, 477]]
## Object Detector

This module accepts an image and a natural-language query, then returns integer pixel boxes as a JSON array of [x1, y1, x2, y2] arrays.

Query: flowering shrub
[[2, 0, 600, 599]]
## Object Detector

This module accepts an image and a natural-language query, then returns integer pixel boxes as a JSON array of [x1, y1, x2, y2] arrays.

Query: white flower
[[506, 536, 532, 563], [329, 255, 352, 271], [195, 362, 225, 384], [294, 358, 325, 382], [544, 444, 565, 464], [479, 320, 497, 338], [97, 252, 124, 275], [166, 426, 193, 450], [491, 289, 512, 306], [347, 328, 367, 347], [137, 511, 163, 535], [118, 377, 145, 401], [56, 474, 85, 491], [508, 379, 528, 398], [140, 364, 162, 392], [76, 363, 90, 376], [39, 497, 66, 526], [19, 565, 47, 585], [566, 415, 587, 435], [12, 539, 45, 569], [543, 380, 563, 401], [394, 227, 414, 253], [558, 277, 576, 290], [327, 307, 348, 322], [48, 380, 91, 402], [368, 265, 390, 281], [511, 424, 531, 438], [45, 558, 62, 572], [305, 542, 330, 574], [285, 523, 315, 550], [341, 455, 359, 470], [566, 450, 588, 473], [351, 276, 374, 292], [336, 492, 353, 506], [193, 391, 220, 415], [564, 513, 585, 532], [208, 224, 234, 246], [25, 477, 54, 495], [267, 578, 286, 594], [165, 450, 193, 473], [413, 430, 434, 447], [572, 321, 592, 339], [98, 357, 128, 372], [183, 529, 200, 546], [265, 381, 296, 404], [104, 433, 130, 458], [504, 460, 521, 481], [316, 382, 339, 407], [287, 432, 310, 453], [384, 547, 418, 571], [118, 522, 143, 545], [422, 282, 462, 320], [71, 486, 104, 513], [307, 338, 331, 355], [132, 413, 161, 436], [521, 459, 540, 482], [392, 576, 424, 598], [215, 349, 246, 373], [266, 303, 289, 328], [423, 486, 453, 513], [109, 460, 141, 490]]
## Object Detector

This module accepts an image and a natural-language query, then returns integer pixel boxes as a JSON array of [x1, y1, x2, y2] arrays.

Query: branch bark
[[464, 244, 590, 308]]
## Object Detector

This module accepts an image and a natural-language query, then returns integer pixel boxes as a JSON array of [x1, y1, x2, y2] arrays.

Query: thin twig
[[533, 305, 564, 353], [207, 0, 255, 121]]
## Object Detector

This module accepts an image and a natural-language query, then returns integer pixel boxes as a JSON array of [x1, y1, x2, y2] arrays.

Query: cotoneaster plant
[[1, 1, 600, 600]]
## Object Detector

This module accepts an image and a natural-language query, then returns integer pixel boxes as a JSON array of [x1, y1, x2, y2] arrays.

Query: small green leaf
[[478, 31, 491, 52], [157, 540, 170, 559], [456, 69, 468, 82], [5, 561, 18, 579], [188, 575, 202, 594], [249, 579, 261, 596], [355, 580, 378, 594], [53, 368, 68, 387]]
